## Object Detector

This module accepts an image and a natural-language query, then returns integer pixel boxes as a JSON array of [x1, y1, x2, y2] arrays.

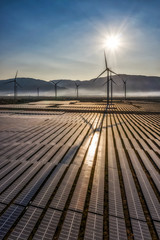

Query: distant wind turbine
[[5, 70, 22, 100], [51, 80, 62, 99], [75, 82, 80, 98], [122, 79, 127, 100], [94, 51, 119, 105], [115, 75, 127, 100]]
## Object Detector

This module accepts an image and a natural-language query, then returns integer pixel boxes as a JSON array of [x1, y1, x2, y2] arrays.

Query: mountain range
[[0, 75, 160, 96]]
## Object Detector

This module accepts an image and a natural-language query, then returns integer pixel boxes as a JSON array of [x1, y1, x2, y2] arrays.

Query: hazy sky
[[0, 0, 160, 80]]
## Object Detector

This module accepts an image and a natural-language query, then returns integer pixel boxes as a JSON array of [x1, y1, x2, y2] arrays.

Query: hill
[[0, 75, 159, 96]]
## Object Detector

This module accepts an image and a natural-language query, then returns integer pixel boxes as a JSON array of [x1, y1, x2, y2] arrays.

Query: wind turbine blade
[[108, 69, 124, 84], [57, 80, 62, 84], [94, 68, 107, 82], [121, 77, 127, 85], [102, 81, 108, 86], [50, 81, 55, 85], [15, 70, 18, 80], [108, 68, 118, 76], [119, 77, 125, 83], [115, 73, 124, 81], [16, 82, 22, 88], [4, 80, 14, 84], [121, 78, 124, 83], [111, 79, 117, 85], [104, 51, 108, 68]]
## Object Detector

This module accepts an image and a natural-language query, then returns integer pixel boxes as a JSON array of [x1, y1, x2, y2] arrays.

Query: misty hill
[[50, 75, 160, 95], [93, 74, 160, 94], [0, 75, 160, 96], [114, 75, 160, 93], [0, 78, 66, 95]]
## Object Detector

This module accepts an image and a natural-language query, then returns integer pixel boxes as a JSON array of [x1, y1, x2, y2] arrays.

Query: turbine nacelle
[[51, 80, 62, 86]]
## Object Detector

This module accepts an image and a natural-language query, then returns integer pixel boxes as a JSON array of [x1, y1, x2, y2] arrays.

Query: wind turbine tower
[[110, 74, 113, 104], [14, 71, 18, 100], [104, 52, 110, 105], [75, 82, 80, 98], [123, 79, 127, 100]]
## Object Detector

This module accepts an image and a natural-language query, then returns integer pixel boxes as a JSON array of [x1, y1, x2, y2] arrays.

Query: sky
[[0, 0, 160, 81]]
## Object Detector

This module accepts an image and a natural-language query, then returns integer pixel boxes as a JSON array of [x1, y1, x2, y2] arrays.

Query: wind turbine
[[5, 70, 22, 100], [94, 51, 119, 105], [75, 82, 80, 99], [115, 75, 127, 100], [122, 79, 127, 100], [51, 80, 62, 99]]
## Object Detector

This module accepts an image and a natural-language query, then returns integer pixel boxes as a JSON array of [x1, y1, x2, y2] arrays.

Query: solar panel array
[[0, 101, 159, 239]]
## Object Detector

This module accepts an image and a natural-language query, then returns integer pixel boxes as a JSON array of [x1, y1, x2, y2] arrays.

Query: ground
[[0, 100, 159, 239]]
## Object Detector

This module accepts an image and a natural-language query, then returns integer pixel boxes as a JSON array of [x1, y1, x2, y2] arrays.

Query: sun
[[105, 34, 121, 51]]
